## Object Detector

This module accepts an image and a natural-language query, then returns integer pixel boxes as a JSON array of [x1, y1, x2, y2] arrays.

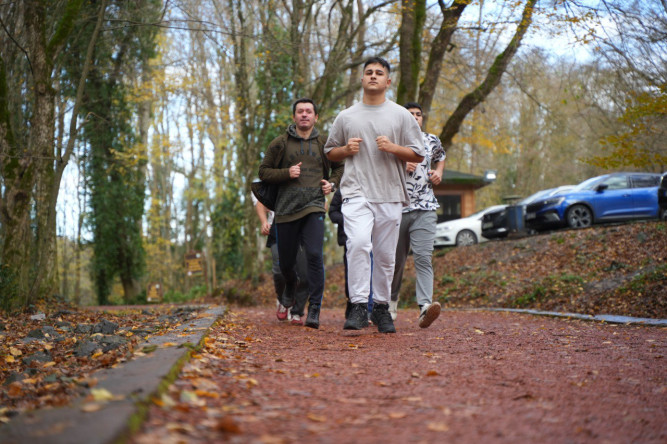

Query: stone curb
[[463, 307, 667, 326], [0, 305, 225, 444]]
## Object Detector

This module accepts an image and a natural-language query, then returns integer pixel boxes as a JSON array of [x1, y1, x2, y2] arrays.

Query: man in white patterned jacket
[[389, 102, 446, 328]]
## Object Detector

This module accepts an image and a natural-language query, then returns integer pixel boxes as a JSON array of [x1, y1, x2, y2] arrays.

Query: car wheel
[[566, 204, 593, 228], [455, 230, 477, 246]]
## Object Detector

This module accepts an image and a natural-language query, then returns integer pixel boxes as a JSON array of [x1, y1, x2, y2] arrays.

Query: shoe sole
[[419, 303, 441, 328], [304, 322, 319, 329], [343, 322, 365, 330]]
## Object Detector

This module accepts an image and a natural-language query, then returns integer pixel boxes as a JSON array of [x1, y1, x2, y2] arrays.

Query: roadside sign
[[147, 282, 163, 302], [184, 251, 205, 277]]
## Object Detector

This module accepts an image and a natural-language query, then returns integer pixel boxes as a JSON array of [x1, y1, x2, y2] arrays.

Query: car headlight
[[540, 196, 565, 206]]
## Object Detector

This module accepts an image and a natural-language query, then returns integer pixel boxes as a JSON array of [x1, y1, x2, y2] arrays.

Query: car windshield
[[573, 176, 606, 191]]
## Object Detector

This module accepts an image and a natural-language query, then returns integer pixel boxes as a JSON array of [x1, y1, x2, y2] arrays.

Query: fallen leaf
[[80, 403, 103, 413], [9, 347, 22, 356], [426, 370, 440, 376], [90, 388, 115, 402], [142, 345, 158, 353], [427, 422, 450, 432], [216, 416, 241, 433], [389, 412, 407, 419], [307, 413, 326, 422]]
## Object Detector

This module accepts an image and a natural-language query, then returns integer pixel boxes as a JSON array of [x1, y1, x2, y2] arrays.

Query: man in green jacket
[[259, 98, 344, 329]]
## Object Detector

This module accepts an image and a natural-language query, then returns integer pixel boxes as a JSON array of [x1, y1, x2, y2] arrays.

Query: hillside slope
[[224, 221, 666, 319]]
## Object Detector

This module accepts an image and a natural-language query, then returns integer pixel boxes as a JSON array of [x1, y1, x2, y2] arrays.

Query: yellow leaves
[[9, 347, 22, 357], [304, 373, 320, 378], [5, 355, 15, 364], [90, 388, 117, 402]]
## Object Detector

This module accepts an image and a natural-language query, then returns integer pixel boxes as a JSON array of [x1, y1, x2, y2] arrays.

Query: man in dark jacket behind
[[259, 98, 344, 329]]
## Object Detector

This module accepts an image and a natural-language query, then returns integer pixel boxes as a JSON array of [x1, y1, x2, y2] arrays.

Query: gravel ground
[[131, 306, 666, 444]]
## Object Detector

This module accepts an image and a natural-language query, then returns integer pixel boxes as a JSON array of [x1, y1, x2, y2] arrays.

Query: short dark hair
[[404, 102, 422, 113], [292, 98, 318, 115], [363, 57, 391, 74]]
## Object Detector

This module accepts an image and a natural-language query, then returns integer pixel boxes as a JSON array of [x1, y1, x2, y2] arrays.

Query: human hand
[[261, 221, 271, 236], [375, 135, 394, 153], [429, 169, 442, 185], [289, 162, 302, 178], [320, 179, 333, 195], [346, 138, 362, 156], [406, 162, 418, 173]]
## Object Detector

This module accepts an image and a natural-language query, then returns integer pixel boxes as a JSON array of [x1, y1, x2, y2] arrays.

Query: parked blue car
[[525, 172, 662, 231]]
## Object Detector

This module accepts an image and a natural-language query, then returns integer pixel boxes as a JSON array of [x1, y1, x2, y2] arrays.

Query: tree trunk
[[417, 0, 468, 127], [438, 0, 538, 150], [397, 0, 426, 105]]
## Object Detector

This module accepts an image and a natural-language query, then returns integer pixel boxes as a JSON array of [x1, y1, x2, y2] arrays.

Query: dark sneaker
[[418, 302, 441, 328], [345, 300, 352, 319], [305, 304, 320, 329], [343, 303, 368, 330], [370, 303, 396, 334]]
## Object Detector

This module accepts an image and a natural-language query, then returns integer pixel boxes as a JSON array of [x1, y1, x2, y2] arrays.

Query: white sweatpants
[[342, 196, 403, 304]]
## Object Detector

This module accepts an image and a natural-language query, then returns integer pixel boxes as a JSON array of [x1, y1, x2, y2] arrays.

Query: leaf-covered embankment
[[224, 221, 667, 319]]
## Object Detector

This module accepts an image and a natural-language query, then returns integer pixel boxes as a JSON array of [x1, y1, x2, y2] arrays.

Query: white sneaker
[[389, 300, 398, 321], [418, 302, 441, 328]]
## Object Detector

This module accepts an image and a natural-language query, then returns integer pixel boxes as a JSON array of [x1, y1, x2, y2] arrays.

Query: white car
[[434, 205, 508, 247]]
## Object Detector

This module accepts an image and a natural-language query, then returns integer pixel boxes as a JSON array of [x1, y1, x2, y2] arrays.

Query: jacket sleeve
[[258, 137, 291, 184], [328, 189, 344, 225], [328, 159, 344, 189]]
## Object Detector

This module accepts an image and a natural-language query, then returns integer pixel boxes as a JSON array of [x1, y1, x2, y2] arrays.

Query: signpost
[[184, 251, 205, 277], [147, 282, 163, 303]]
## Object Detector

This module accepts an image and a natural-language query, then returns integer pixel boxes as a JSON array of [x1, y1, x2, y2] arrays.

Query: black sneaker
[[343, 303, 368, 330], [345, 300, 352, 319], [370, 303, 396, 334], [305, 304, 320, 329]]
